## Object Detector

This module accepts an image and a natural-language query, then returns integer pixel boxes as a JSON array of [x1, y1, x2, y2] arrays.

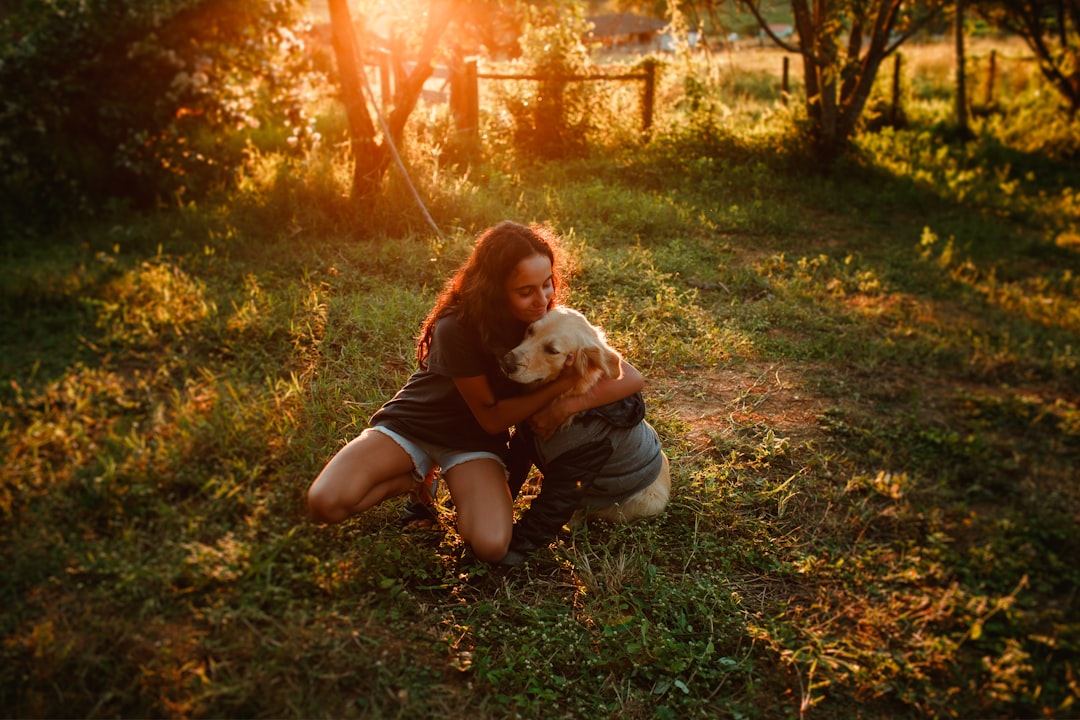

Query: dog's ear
[[578, 341, 622, 379]]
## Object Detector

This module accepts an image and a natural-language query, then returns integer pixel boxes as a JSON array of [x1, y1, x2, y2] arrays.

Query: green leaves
[[0, 0, 318, 220]]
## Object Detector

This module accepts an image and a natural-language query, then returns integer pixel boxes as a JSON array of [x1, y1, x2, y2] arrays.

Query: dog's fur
[[502, 307, 670, 522]]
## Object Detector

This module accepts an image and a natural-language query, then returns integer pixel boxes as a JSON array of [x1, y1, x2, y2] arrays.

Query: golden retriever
[[502, 307, 670, 523]]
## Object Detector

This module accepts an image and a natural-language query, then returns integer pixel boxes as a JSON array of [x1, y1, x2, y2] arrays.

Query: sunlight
[[312, 0, 432, 39], [370, 1, 425, 34]]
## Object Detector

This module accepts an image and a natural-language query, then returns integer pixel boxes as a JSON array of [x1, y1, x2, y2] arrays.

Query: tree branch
[[738, 0, 808, 56], [387, 0, 457, 143]]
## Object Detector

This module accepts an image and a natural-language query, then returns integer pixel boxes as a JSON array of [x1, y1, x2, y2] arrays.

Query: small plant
[[498, 0, 599, 159]]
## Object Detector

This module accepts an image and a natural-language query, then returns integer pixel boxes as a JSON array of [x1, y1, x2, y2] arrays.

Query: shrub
[[0, 0, 327, 225], [497, 0, 600, 160]]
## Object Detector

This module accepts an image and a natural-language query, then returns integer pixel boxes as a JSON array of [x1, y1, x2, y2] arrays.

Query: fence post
[[890, 53, 902, 126], [984, 49, 997, 106], [641, 58, 656, 134], [782, 56, 789, 105], [448, 55, 463, 125], [449, 57, 479, 136], [464, 58, 479, 137]]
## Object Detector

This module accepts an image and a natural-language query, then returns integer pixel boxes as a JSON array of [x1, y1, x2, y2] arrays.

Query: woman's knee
[[306, 481, 344, 524], [467, 525, 512, 563], [445, 461, 513, 562], [307, 430, 413, 524], [456, 508, 512, 562], [307, 444, 371, 523]]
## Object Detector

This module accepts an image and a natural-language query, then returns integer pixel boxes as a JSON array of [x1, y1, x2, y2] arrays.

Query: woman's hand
[[528, 365, 579, 439], [527, 357, 644, 440], [452, 361, 578, 436], [528, 397, 572, 440]]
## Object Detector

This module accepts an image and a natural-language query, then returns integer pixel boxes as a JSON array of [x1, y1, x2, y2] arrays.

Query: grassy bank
[[2, 39, 1079, 718]]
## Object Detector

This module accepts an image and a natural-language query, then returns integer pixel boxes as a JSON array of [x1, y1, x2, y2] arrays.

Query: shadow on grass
[[2, 122, 1079, 717]]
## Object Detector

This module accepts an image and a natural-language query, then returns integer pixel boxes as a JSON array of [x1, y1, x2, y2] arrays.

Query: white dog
[[500, 307, 670, 564]]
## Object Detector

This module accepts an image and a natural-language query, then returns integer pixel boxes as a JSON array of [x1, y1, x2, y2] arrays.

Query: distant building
[[762, 24, 795, 39], [586, 12, 668, 50]]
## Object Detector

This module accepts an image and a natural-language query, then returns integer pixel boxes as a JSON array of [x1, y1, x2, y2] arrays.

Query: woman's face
[[504, 253, 554, 324]]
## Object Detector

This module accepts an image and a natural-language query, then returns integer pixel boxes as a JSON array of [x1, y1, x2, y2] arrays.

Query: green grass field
[[2, 37, 1079, 718]]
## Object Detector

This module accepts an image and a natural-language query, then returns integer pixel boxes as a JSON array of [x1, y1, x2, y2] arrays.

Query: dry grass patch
[[657, 362, 837, 450]]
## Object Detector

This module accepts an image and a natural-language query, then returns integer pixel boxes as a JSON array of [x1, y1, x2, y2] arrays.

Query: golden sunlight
[[307, 0, 430, 34]]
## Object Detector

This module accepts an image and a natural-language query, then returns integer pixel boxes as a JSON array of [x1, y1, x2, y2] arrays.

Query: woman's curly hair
[[417, 222, 565, 368]]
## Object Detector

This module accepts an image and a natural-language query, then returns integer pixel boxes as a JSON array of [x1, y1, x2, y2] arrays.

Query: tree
[[508, 0, 598, 159], [0, 0, 314, 219], [979, 0, 1080, 113], [734, 0, 948, 161], [326, 0, 457, 201]]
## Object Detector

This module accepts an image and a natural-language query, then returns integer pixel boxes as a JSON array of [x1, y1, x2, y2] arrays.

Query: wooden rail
[[451, 58, 658, 137], [362, 51, 658, 141]]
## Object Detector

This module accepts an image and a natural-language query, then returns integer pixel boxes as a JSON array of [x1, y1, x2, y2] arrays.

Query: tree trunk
[[326, 0, 458, 202], [742, 0, 945, 162], [386, 1, 456, 144], [327, 0, 384, 201]]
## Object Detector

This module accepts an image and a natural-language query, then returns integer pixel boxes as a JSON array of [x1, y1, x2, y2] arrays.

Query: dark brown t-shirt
[[369, 313, 523, 458]]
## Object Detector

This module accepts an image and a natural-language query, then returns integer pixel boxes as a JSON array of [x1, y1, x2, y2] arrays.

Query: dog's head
[[501, 306, 622, 390]]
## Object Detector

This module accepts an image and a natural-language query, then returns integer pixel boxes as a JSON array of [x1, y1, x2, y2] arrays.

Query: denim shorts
[[369, 425, 507, 483]]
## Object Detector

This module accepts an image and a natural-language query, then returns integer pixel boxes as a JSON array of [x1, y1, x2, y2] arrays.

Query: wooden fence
[[449, 58, 658, 137], [362, 45, 1029, 146], [362, 53, 658, 138], [776, 49, 1034, 114]]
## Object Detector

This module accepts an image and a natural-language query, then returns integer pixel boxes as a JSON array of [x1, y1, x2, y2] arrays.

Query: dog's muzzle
[[500, 351, 521, 376]]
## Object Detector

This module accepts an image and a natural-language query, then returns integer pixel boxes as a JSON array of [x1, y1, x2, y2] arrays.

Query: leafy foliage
[[498, 0, 604, 159], [0, 0, 322, 223], [735, 0, 951, 160], [977, 0, 1080, 113]]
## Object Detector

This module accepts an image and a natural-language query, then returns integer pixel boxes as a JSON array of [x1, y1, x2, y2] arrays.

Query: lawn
[[2, 37, 1078, 718]]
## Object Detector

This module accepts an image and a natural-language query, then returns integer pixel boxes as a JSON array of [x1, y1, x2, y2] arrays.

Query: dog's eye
[[543, 343, 560, 355]]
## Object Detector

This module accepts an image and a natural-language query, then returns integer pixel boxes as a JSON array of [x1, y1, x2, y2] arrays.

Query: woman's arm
[[529, 358, 644, 439], [453, 371, 577, 435]]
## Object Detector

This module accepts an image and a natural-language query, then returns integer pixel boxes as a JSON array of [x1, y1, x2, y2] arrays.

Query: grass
[[2, 38, 1080, 718]]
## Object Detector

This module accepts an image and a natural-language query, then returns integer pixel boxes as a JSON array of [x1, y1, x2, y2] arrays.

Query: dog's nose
[[500, 352, 518, 375]]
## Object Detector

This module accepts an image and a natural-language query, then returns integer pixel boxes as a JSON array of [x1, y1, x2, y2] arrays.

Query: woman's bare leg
[[443, 459, 513, 562], [307, 428, 416, 524]]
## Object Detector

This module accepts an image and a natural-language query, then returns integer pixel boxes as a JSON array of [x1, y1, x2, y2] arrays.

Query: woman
[[307, 221, 643, 563]]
